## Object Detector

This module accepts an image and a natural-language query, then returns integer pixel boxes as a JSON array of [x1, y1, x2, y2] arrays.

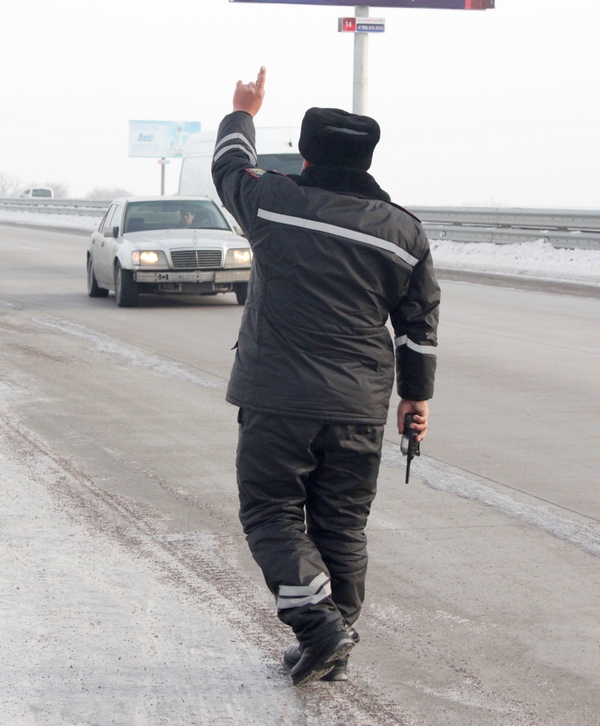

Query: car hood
[[123, 228, 249, 250]]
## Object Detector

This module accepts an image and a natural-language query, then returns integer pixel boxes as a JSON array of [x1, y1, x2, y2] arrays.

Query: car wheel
[[87, 256, 109, 298], [114, 261, 139, 308], [234, 282, 248, 306]]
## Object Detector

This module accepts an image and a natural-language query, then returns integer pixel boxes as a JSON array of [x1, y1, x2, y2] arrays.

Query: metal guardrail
[[1, 198, 599, 250], [410, 206, 600, 230], [421, 224, 600, 250], [410, 206, 600, 250], [0, 197, 108, 217]]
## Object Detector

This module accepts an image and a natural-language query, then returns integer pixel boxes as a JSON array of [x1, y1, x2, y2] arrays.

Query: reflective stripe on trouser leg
[[277, 572, 332, 610]]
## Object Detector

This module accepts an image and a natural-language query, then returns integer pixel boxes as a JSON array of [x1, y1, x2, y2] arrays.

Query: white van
[[179, 126, 302, 202], [21, 187, 54, 199]]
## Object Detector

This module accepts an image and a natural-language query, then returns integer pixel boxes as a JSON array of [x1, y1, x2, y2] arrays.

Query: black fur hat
[[299, 107, 381, 170]]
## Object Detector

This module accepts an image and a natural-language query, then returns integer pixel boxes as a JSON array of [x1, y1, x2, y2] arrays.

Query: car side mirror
[[104, 226, 119, 238], [113, 226, 120, 238]]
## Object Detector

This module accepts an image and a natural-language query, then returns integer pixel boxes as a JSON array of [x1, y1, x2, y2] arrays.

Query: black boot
[[284, 628, 359, 684], [286, 631, 354, 686], [321, 654, 350, 681]]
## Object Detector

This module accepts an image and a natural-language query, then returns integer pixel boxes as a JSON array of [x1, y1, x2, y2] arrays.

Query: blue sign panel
[[357, 20, 385, 31], [230, 1, 494, 8], [128, 120, 202, 159]]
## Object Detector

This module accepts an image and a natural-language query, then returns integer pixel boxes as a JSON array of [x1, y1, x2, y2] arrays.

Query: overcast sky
[[1, 0, 598, 207]]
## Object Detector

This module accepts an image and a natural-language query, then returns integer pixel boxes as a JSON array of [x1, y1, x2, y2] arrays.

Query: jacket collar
[[287, 165, 391, 203]]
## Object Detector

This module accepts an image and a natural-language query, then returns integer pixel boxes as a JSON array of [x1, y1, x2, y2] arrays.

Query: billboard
[[128, 120, 202, 159], [230, 1, 494, 7]]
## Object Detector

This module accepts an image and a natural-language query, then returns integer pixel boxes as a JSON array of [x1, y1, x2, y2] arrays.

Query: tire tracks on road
[[1, 414, 414, 725]]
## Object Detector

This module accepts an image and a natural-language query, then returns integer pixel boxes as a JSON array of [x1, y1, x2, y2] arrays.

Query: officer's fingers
[[397, 407, 407, 434], [256, 66, 266, 92], [414, 418, 429, 442], [236, 80, 244, 89]]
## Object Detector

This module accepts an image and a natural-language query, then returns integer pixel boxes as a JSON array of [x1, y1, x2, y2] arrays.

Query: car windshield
[[123, 200, 230, 234], [32, 189, 52, 197], [257, 153, 303, 176]]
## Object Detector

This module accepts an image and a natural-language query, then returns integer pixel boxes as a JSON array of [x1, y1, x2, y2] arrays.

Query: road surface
[[1, 224, 598, 725]]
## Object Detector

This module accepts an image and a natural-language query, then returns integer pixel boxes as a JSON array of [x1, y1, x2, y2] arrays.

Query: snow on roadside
[[430, 238, 600, 285], [0, 209, 100, 232], [1, 208, 600, 285], [0, 419, 298, 726]]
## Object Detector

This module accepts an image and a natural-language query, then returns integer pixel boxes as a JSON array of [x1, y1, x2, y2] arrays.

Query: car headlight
[[131, 250, 168, 266], [225, 248, 252, 266]]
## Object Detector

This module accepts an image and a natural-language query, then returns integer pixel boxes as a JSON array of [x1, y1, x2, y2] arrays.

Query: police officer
[[212, 67, 439, 686]]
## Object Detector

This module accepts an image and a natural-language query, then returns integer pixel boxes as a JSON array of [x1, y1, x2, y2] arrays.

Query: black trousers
[[236, 409, 383, 647]]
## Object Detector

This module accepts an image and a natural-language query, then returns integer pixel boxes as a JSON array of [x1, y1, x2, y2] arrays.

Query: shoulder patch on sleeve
[[245, 168, 267, 178]]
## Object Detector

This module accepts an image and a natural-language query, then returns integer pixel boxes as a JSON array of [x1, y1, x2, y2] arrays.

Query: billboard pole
[[353, 5, 369, 114], [157, 158, 170, 196]]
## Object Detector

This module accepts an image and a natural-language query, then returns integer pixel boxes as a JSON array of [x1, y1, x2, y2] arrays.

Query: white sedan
[[86, 197, 252, 307]]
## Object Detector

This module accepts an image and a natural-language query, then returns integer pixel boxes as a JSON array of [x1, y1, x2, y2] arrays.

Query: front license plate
[[214, 269, 251, 283]]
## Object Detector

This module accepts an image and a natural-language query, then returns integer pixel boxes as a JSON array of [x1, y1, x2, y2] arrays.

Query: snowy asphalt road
[[0, 224, 599, 725]]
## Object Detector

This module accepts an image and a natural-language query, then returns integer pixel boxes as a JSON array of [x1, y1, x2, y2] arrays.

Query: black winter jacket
[[212, 111, 439, 424]]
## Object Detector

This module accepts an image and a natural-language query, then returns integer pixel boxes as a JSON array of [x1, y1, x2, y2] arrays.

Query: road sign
[[358, 18, 385, 32], [231, 1, 494, 8], [339, 17, 356, 31], [128, 120, 201, 159], [339, 17, 385, 32]]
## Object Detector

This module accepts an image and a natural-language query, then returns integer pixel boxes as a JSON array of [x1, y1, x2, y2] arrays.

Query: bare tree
[[85, 186, 132, 201], [0, 173, 22, 197]]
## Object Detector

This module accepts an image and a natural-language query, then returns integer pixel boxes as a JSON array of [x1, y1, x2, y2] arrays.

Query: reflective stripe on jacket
[[212, 111, 439, 424]]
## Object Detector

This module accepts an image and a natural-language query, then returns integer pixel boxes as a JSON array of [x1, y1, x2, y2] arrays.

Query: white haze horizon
[[1, 0, 599, 209]]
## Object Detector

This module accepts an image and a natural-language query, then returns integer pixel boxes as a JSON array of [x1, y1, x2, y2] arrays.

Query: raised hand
[[233, 66, 266, 117]]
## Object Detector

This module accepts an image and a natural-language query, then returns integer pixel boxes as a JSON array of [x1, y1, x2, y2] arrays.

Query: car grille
[[171, 249, 222, 269]]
